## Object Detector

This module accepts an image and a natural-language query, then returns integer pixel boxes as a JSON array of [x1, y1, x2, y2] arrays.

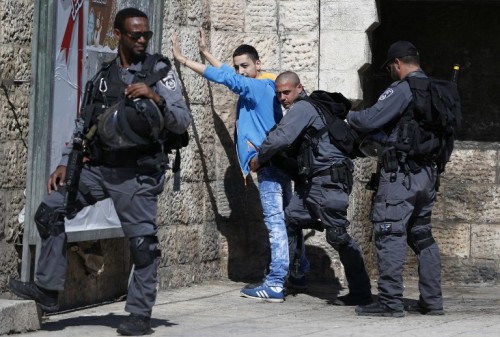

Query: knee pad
[[129, 235, 160, 268], [326, 227, 351, 251], [408, 220, 435, 253], [34, 203, 66, 239]]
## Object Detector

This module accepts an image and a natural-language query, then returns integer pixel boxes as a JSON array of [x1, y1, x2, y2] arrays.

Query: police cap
[[381, 41, 419, 69]]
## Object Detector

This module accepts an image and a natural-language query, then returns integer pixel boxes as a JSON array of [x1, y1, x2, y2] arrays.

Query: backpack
[[305, 90, 364, 159], [395, 76, 461, 173]]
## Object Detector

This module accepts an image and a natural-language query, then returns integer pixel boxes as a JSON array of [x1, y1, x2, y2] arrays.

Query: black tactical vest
[[81, 54, 171, 167]]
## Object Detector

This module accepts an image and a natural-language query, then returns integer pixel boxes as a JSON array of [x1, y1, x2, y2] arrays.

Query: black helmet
[[97, 98, 164, 150]]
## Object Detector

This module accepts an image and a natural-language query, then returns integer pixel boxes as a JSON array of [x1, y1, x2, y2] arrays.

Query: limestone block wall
[[426, 142, 500, 284], [319, 0, 379, 102], [350, 144, 500, 286], [0, 0, 33, 296], [0, 1, 132, 309], [162, 0, 500, 288]]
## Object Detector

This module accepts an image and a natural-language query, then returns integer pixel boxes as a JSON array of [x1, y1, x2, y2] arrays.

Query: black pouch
[[137, 152, 169, 173], [297, 140, 314, 178], [327, 118, 363, 158], [382, 146, 398, 172]]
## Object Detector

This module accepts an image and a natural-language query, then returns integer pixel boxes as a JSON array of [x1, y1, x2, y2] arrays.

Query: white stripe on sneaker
[[257, 290, 269, 298]]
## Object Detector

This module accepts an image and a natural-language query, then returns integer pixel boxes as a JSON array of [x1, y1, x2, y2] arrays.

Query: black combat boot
[[405, 302, 444, 315], [117, 313, 153, 336], [9, 279, 59, 312], [355, 300, 405, 317], [332, 292, 373, 306]]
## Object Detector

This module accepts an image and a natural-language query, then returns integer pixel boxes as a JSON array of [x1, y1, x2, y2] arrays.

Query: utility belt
[[380, 146, 432, 174], [314, 161, 354, 190], [90, 141, 166, 172]]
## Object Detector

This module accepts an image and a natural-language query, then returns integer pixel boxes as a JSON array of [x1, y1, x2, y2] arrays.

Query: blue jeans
[[258, 166, 308, 287]]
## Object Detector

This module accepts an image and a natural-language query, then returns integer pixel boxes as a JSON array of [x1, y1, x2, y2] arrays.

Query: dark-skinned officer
[[9, 8, 192, 335]]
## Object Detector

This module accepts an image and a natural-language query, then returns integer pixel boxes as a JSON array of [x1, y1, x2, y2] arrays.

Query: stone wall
[[0, 0, 33, 296], [432, 142, 500, 284]]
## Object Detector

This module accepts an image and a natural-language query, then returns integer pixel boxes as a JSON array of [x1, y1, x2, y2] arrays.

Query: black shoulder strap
[[303, 92, 364, 158], [96, 57, 117, 84], [134, 53, 172, 87], [81, 58, 117, 131], [406, 75, 431, 91], [406, 76, 434, 123], [303, 98, 329, 140]]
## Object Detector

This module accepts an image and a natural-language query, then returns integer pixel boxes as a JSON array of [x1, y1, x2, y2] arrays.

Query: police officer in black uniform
[[250, 71, 372, 305], [9, 8, 192, 335], [350, 41, 444, 317]]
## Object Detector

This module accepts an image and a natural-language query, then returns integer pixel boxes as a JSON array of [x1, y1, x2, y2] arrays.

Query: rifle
[[64, 80, 94, 209], [451, 64, 460, 83]]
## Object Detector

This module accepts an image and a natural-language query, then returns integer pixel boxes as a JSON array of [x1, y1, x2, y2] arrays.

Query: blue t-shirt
[[203, 64, 282, 176]]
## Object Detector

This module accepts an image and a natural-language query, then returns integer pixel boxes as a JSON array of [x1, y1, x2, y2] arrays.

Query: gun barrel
[[83, 80, 94, 106]]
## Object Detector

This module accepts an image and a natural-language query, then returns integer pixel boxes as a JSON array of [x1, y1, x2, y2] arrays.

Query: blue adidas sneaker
[[240, 283, 285, 303]]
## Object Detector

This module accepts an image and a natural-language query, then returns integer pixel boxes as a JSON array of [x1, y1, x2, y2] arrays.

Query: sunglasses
[[385, 60, 395, 73], [122, 30, 153, 41]]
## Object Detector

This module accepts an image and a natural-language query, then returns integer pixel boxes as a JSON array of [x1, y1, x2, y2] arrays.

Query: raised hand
[[171, 32, 186, 64], [198, 27, 208, 54]]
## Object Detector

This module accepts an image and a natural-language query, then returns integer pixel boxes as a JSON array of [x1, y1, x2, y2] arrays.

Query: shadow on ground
[[41, 313, 176, 331]]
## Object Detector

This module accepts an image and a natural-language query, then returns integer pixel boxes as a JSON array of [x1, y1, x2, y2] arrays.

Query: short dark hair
[[276, 71, 301, 86], [232, 44, 260, 62], [114, 8, 148, 31], [400, 55, 420, 66]]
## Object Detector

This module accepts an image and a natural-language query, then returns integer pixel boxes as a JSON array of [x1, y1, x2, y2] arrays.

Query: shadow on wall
[[288, 240, 343, 302], [208, 103, 269, 282], [305, 243, 341, 285]]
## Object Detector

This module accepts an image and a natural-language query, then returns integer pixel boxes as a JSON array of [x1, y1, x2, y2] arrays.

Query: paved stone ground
[[3, 279, 500, 336]]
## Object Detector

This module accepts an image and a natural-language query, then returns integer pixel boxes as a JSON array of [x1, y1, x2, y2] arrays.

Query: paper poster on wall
[[88, 0, 118, 49]]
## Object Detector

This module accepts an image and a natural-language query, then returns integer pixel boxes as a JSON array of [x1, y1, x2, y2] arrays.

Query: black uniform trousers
[[372, 163, 443, 311], [285, 174, 371, 297], [35, 164, 165, 317]]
